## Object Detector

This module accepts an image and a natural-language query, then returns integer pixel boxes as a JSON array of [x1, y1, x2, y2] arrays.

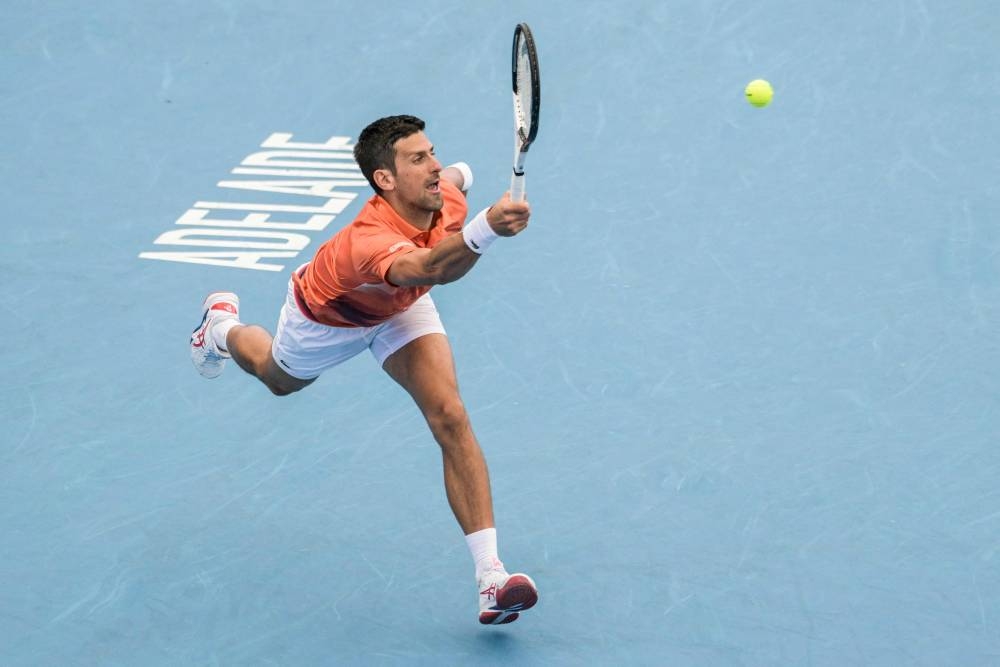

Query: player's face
[[389, 131, 444, 212]]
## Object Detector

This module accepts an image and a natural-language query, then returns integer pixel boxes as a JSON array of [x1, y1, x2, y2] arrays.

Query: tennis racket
[[509, 23, 540, 203]]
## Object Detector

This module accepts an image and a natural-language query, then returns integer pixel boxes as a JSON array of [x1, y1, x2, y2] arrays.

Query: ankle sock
[[212, 317, 240, 352], [466, 527, 504, 579]]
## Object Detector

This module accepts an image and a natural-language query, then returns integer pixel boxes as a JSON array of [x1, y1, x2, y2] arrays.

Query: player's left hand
[[486, 192, 530, 237]]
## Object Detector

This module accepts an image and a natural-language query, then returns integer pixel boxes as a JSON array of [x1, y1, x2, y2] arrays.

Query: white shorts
[[271, 273, 446, 380]]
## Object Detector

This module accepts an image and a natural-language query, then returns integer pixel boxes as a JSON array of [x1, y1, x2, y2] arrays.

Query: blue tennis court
[[3, 1, 999, 664]]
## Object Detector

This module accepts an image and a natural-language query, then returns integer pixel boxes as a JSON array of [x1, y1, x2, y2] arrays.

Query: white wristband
[[447, 161, 474, 192], [462, 208, 498, 254]]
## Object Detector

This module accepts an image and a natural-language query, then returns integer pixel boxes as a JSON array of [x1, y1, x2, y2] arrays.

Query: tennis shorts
[[271, 268, 446, 380]]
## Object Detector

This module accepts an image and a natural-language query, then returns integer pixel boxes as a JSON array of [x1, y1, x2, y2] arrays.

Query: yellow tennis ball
[[745, 79, 773, 108]]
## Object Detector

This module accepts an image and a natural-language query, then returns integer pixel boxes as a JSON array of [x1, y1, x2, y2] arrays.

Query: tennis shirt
[[292, 179, 468, 328]]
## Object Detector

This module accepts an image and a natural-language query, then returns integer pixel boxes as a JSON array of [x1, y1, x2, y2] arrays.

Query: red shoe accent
[[495, 575, 538, 612], [210, 302, 237, 315], [479, 582, 498, 603]]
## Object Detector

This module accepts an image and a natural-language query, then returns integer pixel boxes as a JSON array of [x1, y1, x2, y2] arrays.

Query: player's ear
[[373, 168, 395, 192]]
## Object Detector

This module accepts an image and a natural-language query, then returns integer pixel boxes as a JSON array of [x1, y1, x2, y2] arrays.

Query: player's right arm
[[386, 193, 531, 287], [441, 162, 473, 196]]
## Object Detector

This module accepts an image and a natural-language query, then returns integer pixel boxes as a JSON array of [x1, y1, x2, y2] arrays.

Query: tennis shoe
[[478, 568, 538, 625], [190, 292, 239, 379]]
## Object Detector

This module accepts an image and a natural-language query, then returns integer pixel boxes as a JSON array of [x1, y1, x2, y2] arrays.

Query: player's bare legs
[[226, 325, 315, 396], [382, 333, 494, 533]]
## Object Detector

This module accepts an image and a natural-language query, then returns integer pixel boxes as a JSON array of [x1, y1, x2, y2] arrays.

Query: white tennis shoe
[[190, 292, 240, 379], [478, 569, 538, 625]]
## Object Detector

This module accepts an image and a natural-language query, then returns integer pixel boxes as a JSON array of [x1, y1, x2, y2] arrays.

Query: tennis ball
[[745, 79, 773, 108]]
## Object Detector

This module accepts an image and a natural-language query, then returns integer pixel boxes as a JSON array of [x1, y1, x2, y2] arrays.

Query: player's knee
[[426, 398, 471, 440], [261, 357, 312, 397], [265, 380, 302, 397]]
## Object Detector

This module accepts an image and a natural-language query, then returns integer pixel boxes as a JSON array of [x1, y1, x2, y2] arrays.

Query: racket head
[[511, 23, 540, 151]]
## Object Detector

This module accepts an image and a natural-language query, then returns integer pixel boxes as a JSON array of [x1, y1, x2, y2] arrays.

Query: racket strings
[[514, 38, 535, 133]]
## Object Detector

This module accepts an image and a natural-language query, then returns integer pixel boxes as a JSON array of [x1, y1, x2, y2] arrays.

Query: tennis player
[[189, 115, 538, 625]]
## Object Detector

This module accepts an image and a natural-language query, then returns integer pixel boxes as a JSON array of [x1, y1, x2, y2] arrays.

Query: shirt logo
[[388, 241, 415, 254]]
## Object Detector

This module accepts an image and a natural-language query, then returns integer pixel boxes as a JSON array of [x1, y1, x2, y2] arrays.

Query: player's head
[[355, 115, 427, 194]]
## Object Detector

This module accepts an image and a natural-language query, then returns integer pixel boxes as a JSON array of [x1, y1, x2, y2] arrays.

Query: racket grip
[[510, 173, 526, 202]]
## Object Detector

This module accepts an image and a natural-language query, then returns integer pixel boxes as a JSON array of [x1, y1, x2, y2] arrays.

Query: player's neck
[[385, 195, 434, 231]]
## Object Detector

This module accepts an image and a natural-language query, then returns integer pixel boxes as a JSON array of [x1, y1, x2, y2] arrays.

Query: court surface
[[3, 1, 999, 665]]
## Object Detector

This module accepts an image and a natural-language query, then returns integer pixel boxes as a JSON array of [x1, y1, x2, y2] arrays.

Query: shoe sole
[[480, 610, 520, 625], [479, 574, 538, 625]]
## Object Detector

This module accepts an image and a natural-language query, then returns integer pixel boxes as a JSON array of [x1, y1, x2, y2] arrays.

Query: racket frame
[[509, 22, 540, 202]]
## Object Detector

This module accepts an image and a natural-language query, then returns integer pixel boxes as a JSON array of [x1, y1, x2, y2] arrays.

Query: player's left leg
[[380, 330, 538, 624], [382, 332, 493, 533]]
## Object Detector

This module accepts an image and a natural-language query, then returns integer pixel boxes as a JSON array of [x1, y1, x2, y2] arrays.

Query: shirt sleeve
[[351, 224, 417, 284]]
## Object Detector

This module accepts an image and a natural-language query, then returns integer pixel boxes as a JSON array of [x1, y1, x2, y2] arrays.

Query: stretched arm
[[386, 193, 531, 287]]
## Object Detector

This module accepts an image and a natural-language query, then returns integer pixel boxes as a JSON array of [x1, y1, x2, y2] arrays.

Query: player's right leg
[[189, 291, 313, 395], [226, 324, 313, 396], [190, 266, 373, 394]]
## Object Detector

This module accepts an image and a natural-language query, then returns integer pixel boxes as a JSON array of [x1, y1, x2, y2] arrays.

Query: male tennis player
[[189, 115, 537, 625]]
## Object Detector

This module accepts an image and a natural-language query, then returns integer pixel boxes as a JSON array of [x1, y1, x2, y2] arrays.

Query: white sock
[[212, 317, 240, 352], [466, 527, 504, 579]]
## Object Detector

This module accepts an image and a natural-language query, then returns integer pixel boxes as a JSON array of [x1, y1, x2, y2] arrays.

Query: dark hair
[[354, 115, 426, 193]]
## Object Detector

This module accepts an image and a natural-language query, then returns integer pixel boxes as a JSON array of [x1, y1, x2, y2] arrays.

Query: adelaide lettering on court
[[139, 133, 368, 272]]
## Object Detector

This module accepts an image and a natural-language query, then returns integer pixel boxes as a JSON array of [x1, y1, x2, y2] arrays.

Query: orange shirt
[[292, 180, 468, 327]]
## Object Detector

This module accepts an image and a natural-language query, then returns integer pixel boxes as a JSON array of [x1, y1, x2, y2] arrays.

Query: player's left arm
[[386, 193, 530, 287], [441, 162, 474, 196]]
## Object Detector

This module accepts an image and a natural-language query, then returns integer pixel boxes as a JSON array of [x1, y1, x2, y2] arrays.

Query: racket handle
[[510, 172, 526, 202]]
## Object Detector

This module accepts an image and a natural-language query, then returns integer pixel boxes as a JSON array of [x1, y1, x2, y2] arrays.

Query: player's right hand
[[486, 192, 531, 237]]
